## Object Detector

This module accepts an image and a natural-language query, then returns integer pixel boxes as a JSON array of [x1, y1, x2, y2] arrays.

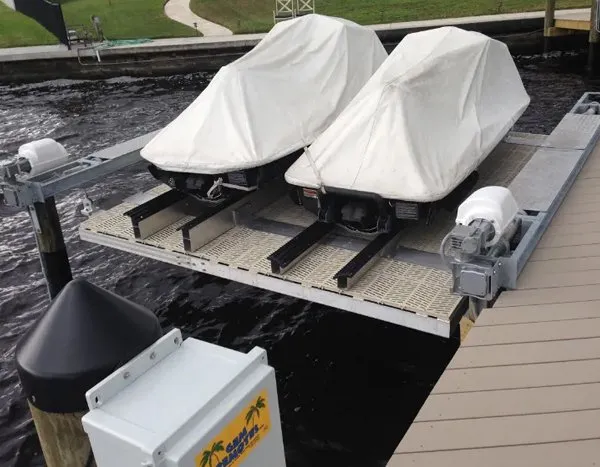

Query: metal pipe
[[28, 197, 73, 299]]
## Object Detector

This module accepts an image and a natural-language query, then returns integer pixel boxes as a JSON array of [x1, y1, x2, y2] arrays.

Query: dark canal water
[[0, 52, 595, 466]]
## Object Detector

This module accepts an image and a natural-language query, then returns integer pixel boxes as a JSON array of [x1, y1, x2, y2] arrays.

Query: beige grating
[[478, 142, 537, 188], [82, 184, 465, 321], [142, 215, 194, 252], [195, 227, 257, 263], [83, 202, 136, 240], [284, 245, 355, 287], [258, 196, 316, 227]]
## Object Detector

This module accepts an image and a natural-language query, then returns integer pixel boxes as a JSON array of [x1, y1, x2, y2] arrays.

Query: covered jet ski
[[285, 27, 530, 233], [141, 14, 387, 201]]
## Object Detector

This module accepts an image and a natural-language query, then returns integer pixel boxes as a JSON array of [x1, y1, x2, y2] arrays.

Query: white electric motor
[[18, 138, 69, 176], [455, 186, 520, 246], [83, 329, 286, 467]]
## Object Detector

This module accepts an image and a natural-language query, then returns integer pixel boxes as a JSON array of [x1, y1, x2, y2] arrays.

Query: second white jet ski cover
[[140, 14, 388, 175], [285, 27, 530, 203]]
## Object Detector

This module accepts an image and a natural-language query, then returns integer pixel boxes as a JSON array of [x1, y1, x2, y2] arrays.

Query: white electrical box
[[82, 329, 286, 467]]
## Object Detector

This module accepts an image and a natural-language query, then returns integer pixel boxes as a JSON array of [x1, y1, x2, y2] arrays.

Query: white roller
[[285, 27, 530, 202], [456, 186, 519, 245], [18, 138, 69, 176], [141, 14, 387, 175]]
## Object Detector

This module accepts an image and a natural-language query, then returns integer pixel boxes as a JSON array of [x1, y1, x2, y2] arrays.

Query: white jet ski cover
[[140, 14, 387, 174], [285, 27, 530, 202]]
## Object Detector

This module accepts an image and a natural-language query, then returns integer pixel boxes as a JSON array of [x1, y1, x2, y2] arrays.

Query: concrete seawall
[[0, 10, 590, 84]]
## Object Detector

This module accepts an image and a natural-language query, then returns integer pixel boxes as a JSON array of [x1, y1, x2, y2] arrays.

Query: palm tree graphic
[[245, 396, 266, 426], [200, 441, 224, 467]]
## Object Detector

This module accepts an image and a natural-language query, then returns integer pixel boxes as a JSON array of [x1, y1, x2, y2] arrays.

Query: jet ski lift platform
[[77, 94, 600, 338]]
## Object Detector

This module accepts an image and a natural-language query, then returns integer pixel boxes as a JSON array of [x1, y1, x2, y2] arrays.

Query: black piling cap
[[15, 279, 163, 413]]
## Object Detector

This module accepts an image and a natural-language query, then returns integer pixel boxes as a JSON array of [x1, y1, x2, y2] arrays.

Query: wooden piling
[[589, 0, 600, 78], [29, 196, 72, 299], [544, 0, 557, 54], [29, 403, 94, 467], [15, 280, 163, 467]]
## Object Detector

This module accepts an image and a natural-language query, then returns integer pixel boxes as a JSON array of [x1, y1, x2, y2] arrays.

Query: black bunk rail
[[124, 189, 187, 222], [334, 231, 398, 289], [179, 191, 247, 252], [124, 189, 190, 239], [268, 221, 335, 275]]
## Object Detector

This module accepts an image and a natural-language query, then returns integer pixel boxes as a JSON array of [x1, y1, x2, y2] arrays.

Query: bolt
[[174, 337, 180, 345], [123, 371, 130, 379], [150, 351, 156, 360]]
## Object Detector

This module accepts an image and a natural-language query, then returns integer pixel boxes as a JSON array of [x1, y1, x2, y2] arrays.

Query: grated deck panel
[[82, 194, 463, 326]]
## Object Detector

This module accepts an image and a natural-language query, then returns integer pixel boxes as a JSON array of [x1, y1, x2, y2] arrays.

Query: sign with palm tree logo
[[195, 390, 271, 467]]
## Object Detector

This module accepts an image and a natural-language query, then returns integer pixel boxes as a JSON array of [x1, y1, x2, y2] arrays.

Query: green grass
[[190, 0, 591, 33], [0, 0, 195, 48], [60, 0, 195, 40], [0, 3, 59, 47]]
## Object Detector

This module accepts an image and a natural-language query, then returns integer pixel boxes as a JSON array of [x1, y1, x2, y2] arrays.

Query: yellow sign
[[196, 389, 271, 467]]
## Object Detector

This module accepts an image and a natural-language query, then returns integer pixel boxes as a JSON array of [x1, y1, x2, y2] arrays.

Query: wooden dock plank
[[448, 338, 600, 368], [396, 409, 600, 453], [529, 243, 600, 261], [518, 269, 600, 289], [550, 207, 600, 227], [432, 359, 600, 393], [521, 255, 600, 274], [549, 199, 600, 216], [477, 302, 600, 325], [461, 318, 600, 346], [567, 180, 600, 195], [494, 285, 600, 307], [554, 19, 590, 31], [543, 220, 600, 237], [414, 383, 600, 421], [388, 439, 600, 467], [537, 230, 600, 248]]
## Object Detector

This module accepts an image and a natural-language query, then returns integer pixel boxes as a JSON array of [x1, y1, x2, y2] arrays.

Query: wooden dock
[[551, 8, 591, 33], [388, 139, 600, 465]]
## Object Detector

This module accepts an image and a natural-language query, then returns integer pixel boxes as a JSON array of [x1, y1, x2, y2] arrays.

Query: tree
[[245, 396, 266, 426], [200, 441, 225, 467]]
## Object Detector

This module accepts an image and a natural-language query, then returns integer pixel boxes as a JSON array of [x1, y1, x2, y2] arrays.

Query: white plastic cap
[[18, 138, 69, 176], [456, 186, 519, 245]]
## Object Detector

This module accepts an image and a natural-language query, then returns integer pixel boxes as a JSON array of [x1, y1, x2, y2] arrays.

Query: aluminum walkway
[[388, 135, 600, 465]]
